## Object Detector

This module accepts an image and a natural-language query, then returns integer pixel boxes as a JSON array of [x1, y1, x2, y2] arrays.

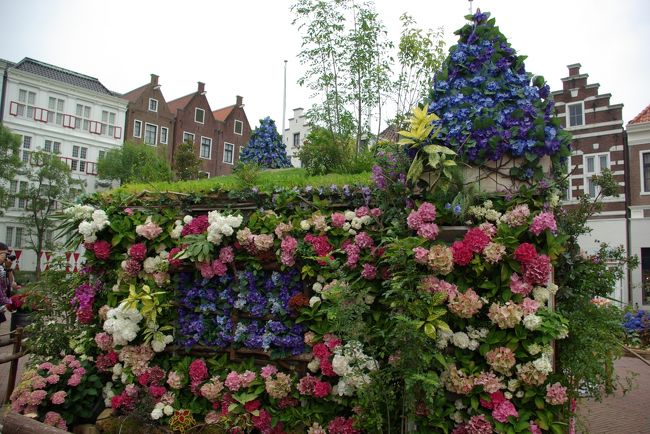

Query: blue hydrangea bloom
[[239, 116, 292, 169]]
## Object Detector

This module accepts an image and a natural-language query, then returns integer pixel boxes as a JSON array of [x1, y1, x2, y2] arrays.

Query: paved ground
[[577, 356, 650, 433]]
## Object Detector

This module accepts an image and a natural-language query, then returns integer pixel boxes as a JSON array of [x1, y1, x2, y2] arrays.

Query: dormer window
[[149, 98, 158, 112], [234, 120, 243, 135], [195, 108, 205, 124]]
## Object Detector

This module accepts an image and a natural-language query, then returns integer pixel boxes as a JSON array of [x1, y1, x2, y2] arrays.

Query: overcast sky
[[1, 0, 648, 131]]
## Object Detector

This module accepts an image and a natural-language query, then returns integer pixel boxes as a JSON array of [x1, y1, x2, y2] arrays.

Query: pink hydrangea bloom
[[50, 390, 67, 405], [545, 382, 568, 405], [530, 422, 543, 434], [370, 208, 382, 218], [524, 254, 551, 285], [510, 273, 533, 296], [46, 374, 60, 384], [418, 202, 436, 222], [530, 211, 557, 236], [361, 263, 377, 280], [420, 276, 458, 300], [67, 374, 82, 387], [478, 222, 497, 239], [260, 365, 278, 379], [448, 288, 483, 318], [95, 332, 114, 351], [413, 247, 429, 264], [466, 414, 493, 434], [189, 359, 209, 383], [417, 223, 440, 241], [486, 347, 516, 374], [212, 260, 228, 277], [280, 235, 298, 266], [407, 210, 424, 230], [43, 411, 67, 431], [492, 399, 518, 423], [331, 212, 346, 228], [521, 297, 541, 315], [168, 246, 184, 267], [219, 246, 235, 263], [355, 206, 370, 217], [354, 232, 374, 249], [136, 218, 163, 240], [197, 261, 215, 279], [122, 258, 142, 277]]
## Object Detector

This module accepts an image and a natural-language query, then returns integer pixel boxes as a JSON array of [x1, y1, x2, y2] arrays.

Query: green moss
[[110, 168, 371, 196]]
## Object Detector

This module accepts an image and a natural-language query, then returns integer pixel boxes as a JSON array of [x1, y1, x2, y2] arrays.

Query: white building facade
[[0, 58, 127, 273], [283, 107, 310, 167]]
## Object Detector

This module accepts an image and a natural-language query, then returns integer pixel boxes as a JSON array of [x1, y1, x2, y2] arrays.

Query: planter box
[[459, 156, 551, 193]]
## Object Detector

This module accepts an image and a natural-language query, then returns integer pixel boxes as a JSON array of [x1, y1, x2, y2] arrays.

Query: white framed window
[[44, 139, 61, 154], [99, 150, 106, 160], [567, 102, 584, 127], [293, 132, 300, 147], [195, 108, 205, 124], [149, 98, 158, 112], [563, 158, 572, 201], [183, 132, 195, 144], [47, 97, 65, 125], [133, 120, 142, 138], [144, 123, 158, 146], [75, 104, 92, 131], [17, 89, 36, 118], [17, 181, 28, 209], [583, 152, 609, 198], [160, 127, 169, 145], [223, 142, 234, 164], [101, 110, 117, 137], [641, 151, 650, 194], [200, 137, 212, 159], [21, 135, 31, 163], [72, 145, 89, 173], [6, 226, 23, 248], [234, 120, 243, 135]]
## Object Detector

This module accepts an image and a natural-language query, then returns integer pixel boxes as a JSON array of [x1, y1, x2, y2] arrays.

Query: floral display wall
[[9, 10, 574, 434]]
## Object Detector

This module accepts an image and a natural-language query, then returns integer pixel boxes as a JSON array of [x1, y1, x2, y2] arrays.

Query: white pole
[[282, 60, 288, 144]]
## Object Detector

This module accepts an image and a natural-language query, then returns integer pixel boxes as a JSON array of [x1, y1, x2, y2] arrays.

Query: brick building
[[627, 105, 650, 307], [121, 74, 175, 159], [213, 95, 251, 175], [551, 63, 628, 301]]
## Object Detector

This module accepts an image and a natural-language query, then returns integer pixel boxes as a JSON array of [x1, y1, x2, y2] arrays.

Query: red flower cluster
[[92, 240, 112, 260], [168, 246, 184, 268], [304, 234, 333, 264], [181, 215, 209, 236], [327, 416, 360, 434], [95, 351, 119, 372], [451, 241, 474, 266], [514, 243, 537, 265], [463, 228, 490, 253], [513, 243, 551, 285], [128, 243, 147, 261]]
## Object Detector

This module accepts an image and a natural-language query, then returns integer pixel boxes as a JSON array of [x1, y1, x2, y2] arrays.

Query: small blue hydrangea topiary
[[240, 117, 292, 169]]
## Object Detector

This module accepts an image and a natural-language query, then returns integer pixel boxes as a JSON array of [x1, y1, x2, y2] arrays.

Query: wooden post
[[5, 327, 23, 402], [0, 410, 69, 433]]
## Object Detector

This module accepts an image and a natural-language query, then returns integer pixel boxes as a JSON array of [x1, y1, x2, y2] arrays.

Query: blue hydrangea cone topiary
[[240, 116, 292, 169], [427, 10, 571, 180]]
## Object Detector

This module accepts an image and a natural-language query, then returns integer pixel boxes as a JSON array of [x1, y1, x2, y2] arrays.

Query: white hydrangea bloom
[[344, 211, 356, 221], [452, 332, 470, 349], [300, 220, 311, 231], [183, 215, 194, 224], [523, 314, 542, 331], [533, 354, 553, 374]]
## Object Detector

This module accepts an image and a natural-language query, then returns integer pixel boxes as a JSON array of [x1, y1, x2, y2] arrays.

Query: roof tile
[[13, 58, 113, 95], [629, 104, 650, 125]]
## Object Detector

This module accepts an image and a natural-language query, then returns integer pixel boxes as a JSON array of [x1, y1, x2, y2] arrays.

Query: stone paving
[[577, 356, 650, 433]]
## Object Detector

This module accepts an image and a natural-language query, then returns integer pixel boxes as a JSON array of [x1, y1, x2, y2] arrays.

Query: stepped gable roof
[[629, 104, 650, 125], [167, 92, 195, 114], [213, 105, 235, 122], [13, 57, 113, 95]]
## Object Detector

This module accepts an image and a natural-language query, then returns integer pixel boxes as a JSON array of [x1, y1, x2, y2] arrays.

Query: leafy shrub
[[296, 127, 351, 176]]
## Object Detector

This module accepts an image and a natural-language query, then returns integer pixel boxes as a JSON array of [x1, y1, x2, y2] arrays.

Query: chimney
[[236, 95, 243, 107], [567, 63, 581, 77], [150, 74, 159, 85], [198, 82, 205, 94]]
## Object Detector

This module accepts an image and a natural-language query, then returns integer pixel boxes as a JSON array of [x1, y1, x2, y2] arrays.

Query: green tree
[[18, 151, 83, 278], [97, 141, 172, 185], [0, 125, 24, 214], [391, 13, 445, 128], [292, 0, 348, 138], [344, 0, 393, 151], [173, 140, 201, 181]]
